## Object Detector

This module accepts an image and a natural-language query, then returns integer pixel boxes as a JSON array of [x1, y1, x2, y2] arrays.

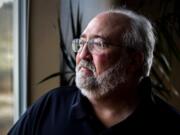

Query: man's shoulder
[[27, 86, 80, 114], [152, 95, 180, 116], [150, 95, 180, 127], [38, 85, 79, 102], [44, 85, 79, 99], [7, 86, 81, 135]]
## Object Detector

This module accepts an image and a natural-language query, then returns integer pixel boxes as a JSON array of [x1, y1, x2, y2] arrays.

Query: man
[[8, 8, 180, 135]]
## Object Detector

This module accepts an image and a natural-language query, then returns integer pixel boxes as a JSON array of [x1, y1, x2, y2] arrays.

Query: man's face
[[75, 13, 130, 98]]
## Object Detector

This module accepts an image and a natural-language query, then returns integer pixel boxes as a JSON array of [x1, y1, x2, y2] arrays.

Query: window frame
[[13, 0, 29, 122]]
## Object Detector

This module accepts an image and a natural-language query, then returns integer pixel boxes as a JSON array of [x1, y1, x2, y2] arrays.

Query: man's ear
[[128, 52, 144, 73]]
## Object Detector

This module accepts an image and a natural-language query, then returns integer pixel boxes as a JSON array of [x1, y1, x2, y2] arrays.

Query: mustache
[[76, 60, 96, 73]]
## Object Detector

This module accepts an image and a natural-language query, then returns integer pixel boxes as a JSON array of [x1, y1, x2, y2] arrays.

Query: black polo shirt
[[8, 78, 180, 135]]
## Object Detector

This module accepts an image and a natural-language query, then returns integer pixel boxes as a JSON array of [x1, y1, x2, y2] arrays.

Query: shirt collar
[[69, 90, 91, 120], [138, 77, 153, 101]]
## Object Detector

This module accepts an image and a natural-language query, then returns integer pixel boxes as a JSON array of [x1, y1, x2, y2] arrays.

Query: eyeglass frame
[[72, 38, 121, 54]]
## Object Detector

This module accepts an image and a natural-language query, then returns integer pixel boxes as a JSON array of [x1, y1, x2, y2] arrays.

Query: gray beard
[[75, 59, 127, 99]]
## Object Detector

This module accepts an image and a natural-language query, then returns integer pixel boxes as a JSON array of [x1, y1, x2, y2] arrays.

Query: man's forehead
[[81, 12, 130, 41], [81, 17, 108, 40]]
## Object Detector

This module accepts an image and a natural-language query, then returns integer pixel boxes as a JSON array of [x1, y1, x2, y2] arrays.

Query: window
[[0, 0, 14, 134], [0, 0, 28, 134]]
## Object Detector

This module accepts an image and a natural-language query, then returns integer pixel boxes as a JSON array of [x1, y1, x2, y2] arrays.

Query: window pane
[[0, 0, 14, 134]]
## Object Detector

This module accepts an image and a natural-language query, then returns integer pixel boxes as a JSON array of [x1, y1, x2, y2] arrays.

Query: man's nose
[[79, 44, 92, 60]]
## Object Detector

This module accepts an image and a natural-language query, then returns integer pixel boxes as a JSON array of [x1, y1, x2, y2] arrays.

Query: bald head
[[95, 11, 131, 27], [82, 11, 131, 44]]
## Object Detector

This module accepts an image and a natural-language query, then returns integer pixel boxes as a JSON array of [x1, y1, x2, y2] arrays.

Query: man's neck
[[87, 86, 140, 128]]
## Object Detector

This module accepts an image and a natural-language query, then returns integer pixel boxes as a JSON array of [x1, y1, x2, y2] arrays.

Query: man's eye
[[94, 42, 106, 48], [79, 40, 85, 46]]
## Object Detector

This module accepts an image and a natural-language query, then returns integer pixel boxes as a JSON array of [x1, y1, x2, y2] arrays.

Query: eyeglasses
[[72, 38, 119, 54]]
